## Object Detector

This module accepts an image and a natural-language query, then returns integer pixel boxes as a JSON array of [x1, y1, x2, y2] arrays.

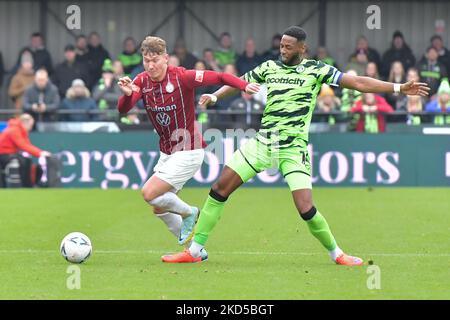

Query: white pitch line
[[0, 249, 449, 257]]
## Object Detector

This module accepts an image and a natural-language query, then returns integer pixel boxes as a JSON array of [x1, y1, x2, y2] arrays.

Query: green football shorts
[[226, 137, 312, 190]]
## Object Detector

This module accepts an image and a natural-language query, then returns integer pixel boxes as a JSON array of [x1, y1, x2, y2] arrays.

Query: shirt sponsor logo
[[156, 112, 171, 126], [147, 104, 177, 112], [266, 77, 306, 85]]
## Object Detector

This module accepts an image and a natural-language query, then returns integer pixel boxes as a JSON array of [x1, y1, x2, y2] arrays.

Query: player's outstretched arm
[[340, 73, 430, 96]]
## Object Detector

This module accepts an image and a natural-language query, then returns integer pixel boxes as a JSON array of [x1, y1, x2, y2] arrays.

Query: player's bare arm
[[340, 73, 430, 96]]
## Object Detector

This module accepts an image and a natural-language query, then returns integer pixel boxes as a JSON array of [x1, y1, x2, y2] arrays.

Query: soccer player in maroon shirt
[[117, 36, 259, 254]]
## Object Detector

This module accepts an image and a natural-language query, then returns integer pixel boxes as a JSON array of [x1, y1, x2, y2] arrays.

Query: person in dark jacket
[[416, 46, 448, 97], [349, 35, 381, 70], [52, 44, 91, 98], [15, 32, 53, 74], [261, 33, 282, 62], [60, 79, 98, 121], [236, 37, 262, 75], [429, 34, 450, 78], [86, 32, 110, 87], [117, 37, 142, 76], [23, 69, 60, 123], [380, 31, 416, 79]]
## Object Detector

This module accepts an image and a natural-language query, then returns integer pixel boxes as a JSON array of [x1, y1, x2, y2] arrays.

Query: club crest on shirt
[[166, 82, 174, 93], [296, 66, 305, 73], [156, 112, 171, 126]]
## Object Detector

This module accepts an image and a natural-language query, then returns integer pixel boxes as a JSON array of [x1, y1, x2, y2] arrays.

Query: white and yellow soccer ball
[[60, 232, 92, 263]]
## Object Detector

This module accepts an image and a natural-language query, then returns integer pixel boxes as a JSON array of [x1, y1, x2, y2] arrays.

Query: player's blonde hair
[[141, 36, 167, 55]]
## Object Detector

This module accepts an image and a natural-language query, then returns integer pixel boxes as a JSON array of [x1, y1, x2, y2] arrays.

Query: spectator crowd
[[1, 30, 449, 132]]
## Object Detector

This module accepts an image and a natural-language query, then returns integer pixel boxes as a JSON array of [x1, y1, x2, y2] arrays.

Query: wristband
[[393, 83, 401, 94], [204, 94, 218, 104]]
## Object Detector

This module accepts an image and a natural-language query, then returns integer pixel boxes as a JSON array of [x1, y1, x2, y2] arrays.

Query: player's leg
[[153, 206, 182, 238], [280, 151, 363, 266], [142, 175, 193, 217], [143, 150, 205, 242], [162, 138, 269, 262]]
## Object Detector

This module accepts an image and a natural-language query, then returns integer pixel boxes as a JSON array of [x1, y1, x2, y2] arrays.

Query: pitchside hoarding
[[30, 132, 450, 188]]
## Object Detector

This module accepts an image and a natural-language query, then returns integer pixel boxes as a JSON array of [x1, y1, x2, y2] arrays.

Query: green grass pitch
[[0, 188, 448, 299]]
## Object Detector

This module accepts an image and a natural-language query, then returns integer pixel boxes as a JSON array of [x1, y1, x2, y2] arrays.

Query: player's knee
[[299, 205, 316, 220], [141, 187, 157, 203]]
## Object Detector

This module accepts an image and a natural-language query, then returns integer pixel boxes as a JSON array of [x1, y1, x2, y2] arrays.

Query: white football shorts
[[153, 148, 205, 192]]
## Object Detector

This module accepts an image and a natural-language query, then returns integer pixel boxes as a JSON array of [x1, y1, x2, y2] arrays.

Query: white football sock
[[329, 246, 344, 261], [156, 212, 182, 238], [148, 192, 192, 217], [189, 241, 204, 258]]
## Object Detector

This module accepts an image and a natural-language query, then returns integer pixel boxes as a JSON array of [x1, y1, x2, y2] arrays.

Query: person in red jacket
[[0, 113, 51, 186], [117, 36, 259, 253], [351, 92, 394, 133]]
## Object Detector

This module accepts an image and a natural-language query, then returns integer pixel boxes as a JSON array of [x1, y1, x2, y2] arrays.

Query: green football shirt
[[244, 59, 343, 150]]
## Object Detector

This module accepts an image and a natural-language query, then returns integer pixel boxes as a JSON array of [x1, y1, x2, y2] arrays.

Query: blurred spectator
[[8, 52, 35, 111], [60, 79, 98, 122], [397, 95, 423, 125], [112, 60, 125, 80], [172, 38, 198, 69], [168, 55, 180, 67], [385, 61, 406, 109], [317, 84, 340, 112], [23, 69, 60, 124], [52, 44, 91, 98], [380, 31, 416, 79], [75, 35, 90, 65], [214, 32, 237, 68], [120, 107, 141, 125], [262, 33, 282, 62], [351, 92, 394, 133], [406, 67, 420, 83], [129, 63, 144, 80], [86, 32, 110, 86], [229, 92, 264, 127], [417, 46, 448, 97], [117, 37, 142, 76], [346, 48, 368, 76], [15, 32, 53, 74], [348, 35, 381, 74], [236, 37, 262, 75], [365, 61, 380, 79], [314, 46, 339, 68], [340, 69, 361, 112], [316, 84, 340, 124], [92, 59, 121, 120], [429, 34, 450, 79], [425, 78, 450, 125], [202, 48, 221, 72]]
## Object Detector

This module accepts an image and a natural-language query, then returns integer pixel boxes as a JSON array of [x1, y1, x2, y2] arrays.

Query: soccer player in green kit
[[163, 26, 430, 265]]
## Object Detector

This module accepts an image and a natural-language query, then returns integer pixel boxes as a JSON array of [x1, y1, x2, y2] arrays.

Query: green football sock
[[193, 195, 226, 245], [304, 209, 337, 251]]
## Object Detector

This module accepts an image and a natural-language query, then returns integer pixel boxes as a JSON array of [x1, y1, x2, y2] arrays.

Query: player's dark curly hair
[[283, 26, 307, 42]]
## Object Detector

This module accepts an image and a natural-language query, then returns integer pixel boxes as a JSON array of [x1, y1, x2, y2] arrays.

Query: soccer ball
[[60, 232, 92, 263]]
